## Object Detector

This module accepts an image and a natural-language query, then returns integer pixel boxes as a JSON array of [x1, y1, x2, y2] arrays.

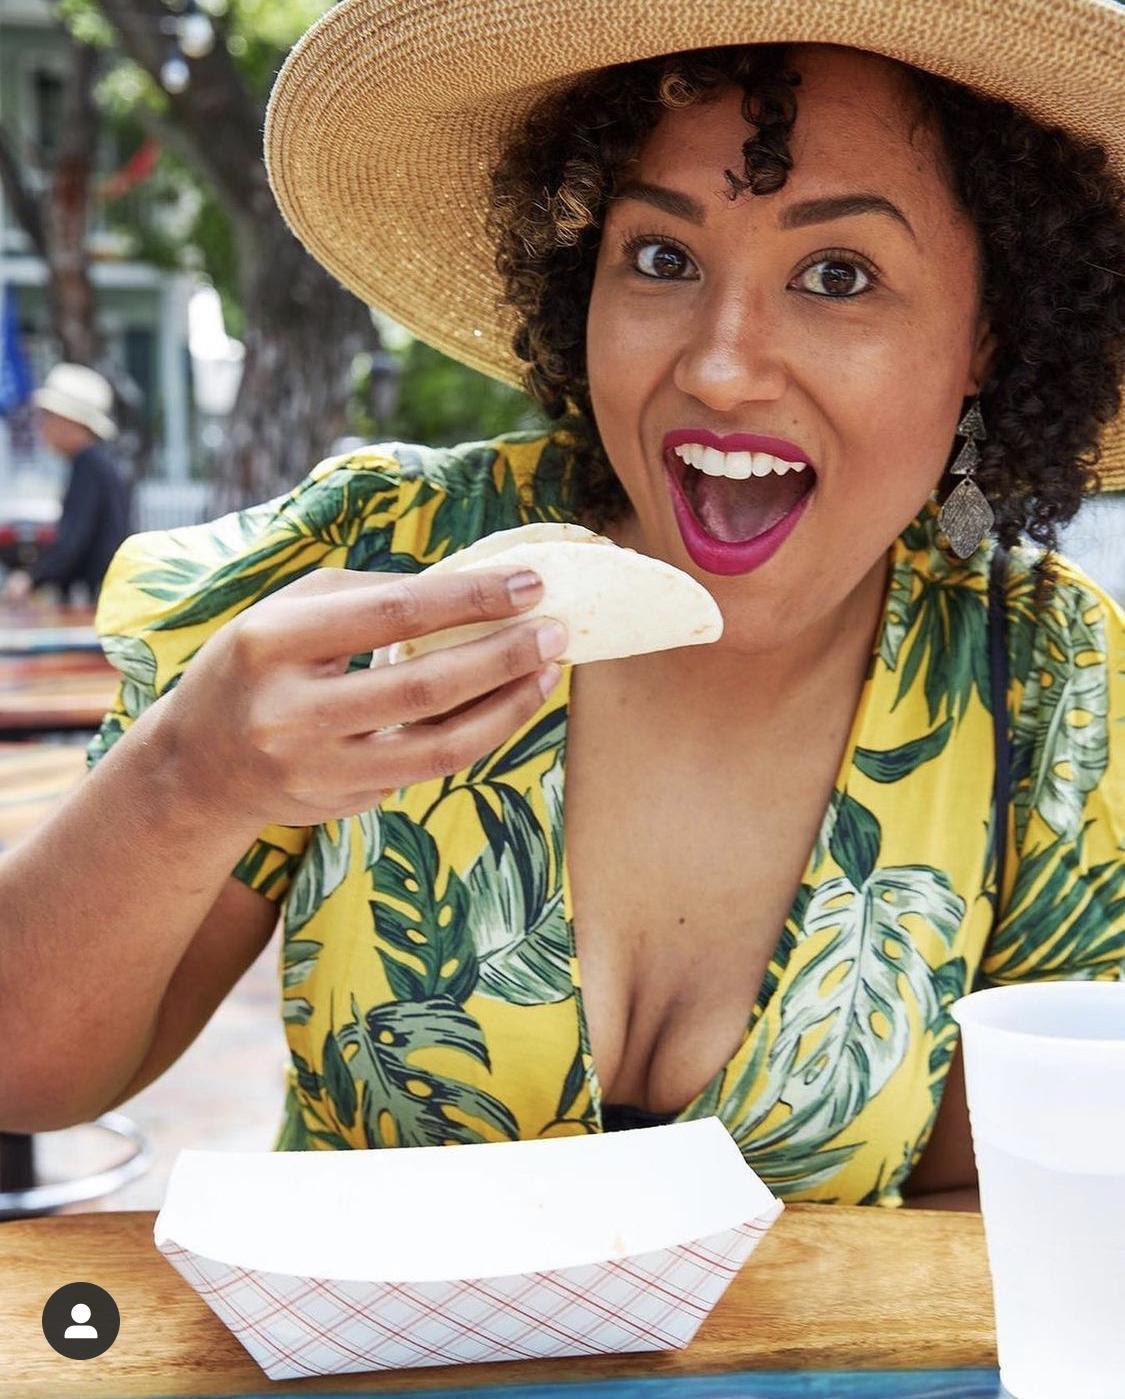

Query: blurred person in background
[[1, 363, 132, 606]]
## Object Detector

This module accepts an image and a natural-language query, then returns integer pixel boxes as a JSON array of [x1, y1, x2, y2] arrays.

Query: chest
[[562, 664, 857, 1114]]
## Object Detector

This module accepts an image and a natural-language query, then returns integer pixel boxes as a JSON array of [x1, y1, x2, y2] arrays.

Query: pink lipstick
[[662, 429, 816, 577]]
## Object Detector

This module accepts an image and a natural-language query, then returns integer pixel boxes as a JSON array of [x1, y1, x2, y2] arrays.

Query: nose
[[671, 283, 788, 413]]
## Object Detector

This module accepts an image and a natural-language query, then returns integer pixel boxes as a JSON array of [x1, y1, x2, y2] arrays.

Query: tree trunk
[[215, 220, 374, 510], [0, 31, 101, 365], [0, 27, 151, 474], [43, 37, 101, 366], [95, 0, 380, 507]]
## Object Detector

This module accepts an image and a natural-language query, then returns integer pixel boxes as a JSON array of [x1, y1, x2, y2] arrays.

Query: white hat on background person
[[32, 363, 118, 442]]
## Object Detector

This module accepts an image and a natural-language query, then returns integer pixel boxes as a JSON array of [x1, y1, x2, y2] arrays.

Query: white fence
[[133, 480, 212, 532]]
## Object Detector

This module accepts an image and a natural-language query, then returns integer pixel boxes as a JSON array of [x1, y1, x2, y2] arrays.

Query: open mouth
[[666, 450, 817, 544]]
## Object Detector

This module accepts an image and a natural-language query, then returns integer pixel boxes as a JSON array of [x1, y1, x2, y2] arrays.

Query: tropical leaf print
[[1012, 588, 1110, 841], [468, 700, 566, 784], [811, 791, 842, 875], [370, 810, 479, 1004], [829, 793, 882, 888], [553, 1045, 590, 1125], [135, 536, 313, 628], [541, 747, 566, 874], [99, 634, 158, 718], [282, 994, 314, 1027], [892, 572, 990, 725], [281, 1049, 354, 1150], [771, 864, 962, 1119], [283, 811, 384, 963], [357, 808, 385, 870], [730, 819, 965, 1194], [465, 783, 572, 1005], [345, 521, 422, 575], [927, 957, 969, 1103], [86, 430, 1125, 1205], [233, 836, 306, 903], [525, 427, 581, 520], [135, 464, 403, 629], [720, 1029, 863, 1195], [980, 830, 1125, 985], [394, 437, 523, 560], [335, 993, 519, 1146], [288, 463, 400, 548], [879, 556, 916, 672], [854, 719, 954, 784], [283, 940, 322, 995], [286, 820, 352, 936]]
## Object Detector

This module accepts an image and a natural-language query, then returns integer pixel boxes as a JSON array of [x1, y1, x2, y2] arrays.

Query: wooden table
[[0, 601, 98, 655], [1, 1205, 998, 1397], [0, 739, 88, 850], [0, 602, 107, 731], [0, 651, 117, 732]]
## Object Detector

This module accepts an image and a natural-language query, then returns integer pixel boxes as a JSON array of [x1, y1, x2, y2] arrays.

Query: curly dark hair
[[486, 44, 1125, 565]]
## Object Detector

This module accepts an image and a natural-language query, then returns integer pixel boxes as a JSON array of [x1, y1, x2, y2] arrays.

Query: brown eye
[[625, 237, 695, 279], [796, 259, 872, 297]]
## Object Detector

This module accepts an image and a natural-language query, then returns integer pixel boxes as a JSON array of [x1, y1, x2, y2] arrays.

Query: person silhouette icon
[[63, 1302, 98, 1339], [43, 1281, 119, 1357]]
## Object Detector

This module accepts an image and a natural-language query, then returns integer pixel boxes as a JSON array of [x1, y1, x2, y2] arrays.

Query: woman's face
[[586, 44, 995, 654]]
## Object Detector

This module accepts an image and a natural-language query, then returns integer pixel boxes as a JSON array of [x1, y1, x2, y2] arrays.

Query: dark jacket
[[29, 442, 132, 602]]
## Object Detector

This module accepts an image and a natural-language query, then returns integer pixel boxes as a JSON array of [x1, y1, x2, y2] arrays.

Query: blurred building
[[0, 0, 199, 528]]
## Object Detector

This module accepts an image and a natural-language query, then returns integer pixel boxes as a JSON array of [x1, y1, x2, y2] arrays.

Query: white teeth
[[672, 443, 807, 479], [722, 453, 753, 480]]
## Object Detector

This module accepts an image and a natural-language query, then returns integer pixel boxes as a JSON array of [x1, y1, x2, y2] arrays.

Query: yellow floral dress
[[89, 426, 1125, 1207]]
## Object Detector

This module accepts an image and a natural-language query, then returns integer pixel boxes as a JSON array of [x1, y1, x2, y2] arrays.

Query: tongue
[[688, 470, 812, 543]]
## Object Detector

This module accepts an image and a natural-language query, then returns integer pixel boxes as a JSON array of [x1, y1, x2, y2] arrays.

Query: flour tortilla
[[379, 522, 723, 667]]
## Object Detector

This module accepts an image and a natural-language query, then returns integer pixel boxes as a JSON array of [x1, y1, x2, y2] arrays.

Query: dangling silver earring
[[938, 399, 994, 558]]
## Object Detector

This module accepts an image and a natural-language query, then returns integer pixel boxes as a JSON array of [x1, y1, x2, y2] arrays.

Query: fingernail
[[536, 621, 567, 660], [538, 663, 562, 698], [506, 570, 543, 605]]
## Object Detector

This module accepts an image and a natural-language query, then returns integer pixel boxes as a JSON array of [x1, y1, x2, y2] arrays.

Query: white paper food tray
[[153, 1115, 783, 1382]]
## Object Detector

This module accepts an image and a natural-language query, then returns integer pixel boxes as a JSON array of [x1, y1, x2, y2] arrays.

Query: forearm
[[0, 697, 262, 1131], [901, 1186, 981, 1211]]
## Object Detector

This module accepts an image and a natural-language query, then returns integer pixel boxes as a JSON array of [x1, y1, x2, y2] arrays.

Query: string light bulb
[[159, 53, 190, 93], [177, 11, 215, 59]]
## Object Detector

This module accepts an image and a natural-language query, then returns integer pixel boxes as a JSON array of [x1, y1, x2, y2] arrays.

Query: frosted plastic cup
[[951, 983, 1125, 1399]]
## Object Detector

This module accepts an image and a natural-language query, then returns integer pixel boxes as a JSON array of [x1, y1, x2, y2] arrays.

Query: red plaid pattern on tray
[[159, 1214, 779, 1382]]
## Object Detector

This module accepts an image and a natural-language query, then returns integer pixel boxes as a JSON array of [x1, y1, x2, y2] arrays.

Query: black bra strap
[[987, 545, 1011, 929]]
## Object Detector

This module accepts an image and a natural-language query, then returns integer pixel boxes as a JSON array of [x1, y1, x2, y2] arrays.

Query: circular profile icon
[[42, 1282, 120, 1359]]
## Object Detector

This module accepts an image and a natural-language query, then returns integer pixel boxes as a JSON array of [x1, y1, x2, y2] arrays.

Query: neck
[[601, 544, 890, 730]]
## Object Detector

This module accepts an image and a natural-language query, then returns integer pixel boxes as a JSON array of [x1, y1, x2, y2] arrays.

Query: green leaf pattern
[[1012, 587, 1110, 842], [85, 432, 1123, 1205]]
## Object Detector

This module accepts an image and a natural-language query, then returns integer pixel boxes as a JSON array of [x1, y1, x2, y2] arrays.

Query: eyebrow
[[611, 179, 917, 241]]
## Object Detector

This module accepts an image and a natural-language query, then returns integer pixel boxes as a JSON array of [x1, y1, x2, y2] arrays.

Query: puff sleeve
[[85, 447, 421, 903], [979, 558, 1125, 986]]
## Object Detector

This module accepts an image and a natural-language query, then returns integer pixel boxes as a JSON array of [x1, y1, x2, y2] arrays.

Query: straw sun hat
[[265, 0, 1125, 488]]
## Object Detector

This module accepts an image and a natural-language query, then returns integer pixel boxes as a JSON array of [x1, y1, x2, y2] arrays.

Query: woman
[[2, 0, 1122, 1210]]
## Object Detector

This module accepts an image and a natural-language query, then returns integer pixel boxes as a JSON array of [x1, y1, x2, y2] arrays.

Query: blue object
[[153, 1369, 1003, 1399], [0, 284, 33, 417]]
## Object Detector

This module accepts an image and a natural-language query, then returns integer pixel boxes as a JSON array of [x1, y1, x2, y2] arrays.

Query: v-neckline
[[549, 540, 899, 1123]]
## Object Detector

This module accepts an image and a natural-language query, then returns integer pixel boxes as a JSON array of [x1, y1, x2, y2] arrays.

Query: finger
[[342, 666, 557, 790], [304, 614, 566, 735], [240, 565, 546, 665]]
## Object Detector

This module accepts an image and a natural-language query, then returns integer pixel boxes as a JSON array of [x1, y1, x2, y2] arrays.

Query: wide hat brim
[[265, 0, 1125, 488], [32, 386, 117, 442]]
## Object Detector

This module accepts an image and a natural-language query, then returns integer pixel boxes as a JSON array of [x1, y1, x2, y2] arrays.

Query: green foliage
[[57, 0, 116, 48], [62, 0, 548, 447], [359, 339, 548, 449]]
